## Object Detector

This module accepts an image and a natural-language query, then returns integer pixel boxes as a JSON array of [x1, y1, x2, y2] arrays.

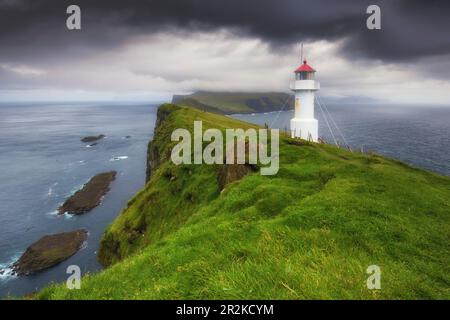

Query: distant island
[[172, 91, 294, 114]]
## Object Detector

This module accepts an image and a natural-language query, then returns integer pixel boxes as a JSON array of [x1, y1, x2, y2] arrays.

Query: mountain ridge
[[172, 91, 294, 114]]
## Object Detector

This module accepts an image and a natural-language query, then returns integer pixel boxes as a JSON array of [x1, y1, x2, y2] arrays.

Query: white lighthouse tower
[[290, 59, 320, 142]]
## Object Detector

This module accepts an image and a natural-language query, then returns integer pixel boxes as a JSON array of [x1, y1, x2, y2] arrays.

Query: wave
[[63, 212, 75, 220], [66, 182, 87, 197], [0, 253, 22, 282], [46, 209, 75, 221], [46, 209, 59, 216], [47, 182, 59, 197], [109, 156, 128, 162]]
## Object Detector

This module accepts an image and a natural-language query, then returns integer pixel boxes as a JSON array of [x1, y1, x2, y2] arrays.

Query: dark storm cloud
[[342, 0, 450, 61], [0, 0, 449, 64]]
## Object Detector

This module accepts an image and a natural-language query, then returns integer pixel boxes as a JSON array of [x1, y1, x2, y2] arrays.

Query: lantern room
[[294, 60, 316, 80]]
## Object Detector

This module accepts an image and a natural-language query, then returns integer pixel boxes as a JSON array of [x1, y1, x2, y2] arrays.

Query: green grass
[[37, 104, 450, 299], [173, 91, 292, 114]]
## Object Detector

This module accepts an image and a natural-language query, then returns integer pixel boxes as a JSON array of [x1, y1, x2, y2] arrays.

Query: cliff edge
[[39, 104, 450, 299]]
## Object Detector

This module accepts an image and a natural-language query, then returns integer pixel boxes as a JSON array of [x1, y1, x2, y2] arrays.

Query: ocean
[[232, 104, 450, 176], [0, 102, 158, 297], [0, 102, 449, 298]]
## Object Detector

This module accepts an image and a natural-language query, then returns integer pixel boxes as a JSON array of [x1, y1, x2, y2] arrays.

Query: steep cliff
[[98, 104, 257, 266], [40, 104, 450, 299]]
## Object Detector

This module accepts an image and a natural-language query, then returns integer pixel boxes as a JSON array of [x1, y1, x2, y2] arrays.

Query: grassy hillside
[[38, 104, 450, 299], [172, 91, 293, 114]]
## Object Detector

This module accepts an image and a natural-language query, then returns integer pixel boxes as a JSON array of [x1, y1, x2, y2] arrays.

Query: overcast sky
[[1, 0, 450, 104]]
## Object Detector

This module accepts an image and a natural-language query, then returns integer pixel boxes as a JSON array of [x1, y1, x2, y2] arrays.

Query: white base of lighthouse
[[290, 118, 318, 142]]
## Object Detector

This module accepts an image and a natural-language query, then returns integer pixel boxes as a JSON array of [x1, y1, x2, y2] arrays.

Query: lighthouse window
[[296, 72, 314, 80]]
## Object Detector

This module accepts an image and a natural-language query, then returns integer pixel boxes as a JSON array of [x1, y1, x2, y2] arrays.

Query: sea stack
[[58, 171, 117, 214], [11, 230, 88, 275], [81, 134, 105, 143]]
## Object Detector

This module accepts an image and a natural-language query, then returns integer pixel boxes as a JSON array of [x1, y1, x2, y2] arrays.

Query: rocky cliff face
[[146, 140, 159, 183], [146, 106, 173, 183], [147, 106, 255, 186], [99, 104, 257, 267]]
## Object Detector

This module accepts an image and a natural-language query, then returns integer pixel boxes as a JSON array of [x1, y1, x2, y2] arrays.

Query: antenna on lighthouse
[[300, 43, 304, 62]]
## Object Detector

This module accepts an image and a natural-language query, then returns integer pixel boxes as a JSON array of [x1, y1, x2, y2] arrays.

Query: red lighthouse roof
[[294, 60, 316, 73]]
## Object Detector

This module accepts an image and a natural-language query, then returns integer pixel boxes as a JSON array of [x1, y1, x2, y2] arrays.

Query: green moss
[[39, 104, 450, 299]]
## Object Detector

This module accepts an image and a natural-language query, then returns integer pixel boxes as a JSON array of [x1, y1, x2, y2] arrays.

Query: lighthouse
[[290, 59, 320, 142]]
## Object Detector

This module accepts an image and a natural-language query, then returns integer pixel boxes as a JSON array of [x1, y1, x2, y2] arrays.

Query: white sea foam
[[109, 155, 128, 162], [63, 212, 75, 220], [47, 182, 58, 197], [48, 210, 74, 219], [0, 267, 15, 281], [0, 254, 21, 282], [46, 209, 59, 216], [67, 183, 86, 196]]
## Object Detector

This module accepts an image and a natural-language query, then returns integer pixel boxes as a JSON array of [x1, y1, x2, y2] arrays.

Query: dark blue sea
[[0, 102, 158, 297], [0, 102, 449, 298], [232, 104, 450, 176]]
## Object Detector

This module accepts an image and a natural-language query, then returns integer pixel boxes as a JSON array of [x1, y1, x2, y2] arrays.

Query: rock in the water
[[12, 230, 88, 275], [58, 171, 117, 214], [81, 134, 105, 143]]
